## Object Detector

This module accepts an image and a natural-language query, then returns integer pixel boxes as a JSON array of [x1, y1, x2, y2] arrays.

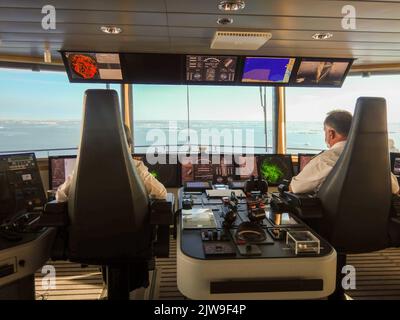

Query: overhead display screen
[[61, 51, 353, 87], [186, 55, 237, 82], [294, 59, 351, 86], [64, 52, 123, 81], [241, 57, 296, 83]]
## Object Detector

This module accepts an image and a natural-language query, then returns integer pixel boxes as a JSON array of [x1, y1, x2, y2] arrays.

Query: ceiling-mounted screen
[[186, 55, 237, 82], [294, 59, 352, 87], [63, 52, 123, 81], [241, 57, 296, 83]]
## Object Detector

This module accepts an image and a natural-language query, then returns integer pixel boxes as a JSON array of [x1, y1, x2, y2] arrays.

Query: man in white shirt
[[56, 125, 167, 202], [290, 110, 400, 194]]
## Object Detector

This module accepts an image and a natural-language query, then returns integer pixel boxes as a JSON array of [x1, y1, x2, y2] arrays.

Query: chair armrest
[[150, 193, 174, 225], [37, 200, 69, 227], [282, 192, 324, 220], [150, 193, 175, 258]]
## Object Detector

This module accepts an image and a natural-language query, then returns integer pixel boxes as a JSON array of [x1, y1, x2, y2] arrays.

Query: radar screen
[[257, 155, 294, 186], [64, 52, 123, 81], [186, 55, 237, 82]]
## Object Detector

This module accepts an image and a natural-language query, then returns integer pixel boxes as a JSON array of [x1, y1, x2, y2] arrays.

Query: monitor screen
[[181, 154, 237, 184], [241, 57, 296, 83], [49, 156, 77, 190], [298, 153, 317, 173], [235, 155, 258, 180], [63, 52, 123, 81], [391, 153, 400, 176], [294, 59, 352, 87], [133, 154, 180, 188], [186, 55, 237, 82], [257, 155, 294, 186]]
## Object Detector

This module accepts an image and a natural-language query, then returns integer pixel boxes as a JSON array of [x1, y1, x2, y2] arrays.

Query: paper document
[[182, 208, 217, 229]]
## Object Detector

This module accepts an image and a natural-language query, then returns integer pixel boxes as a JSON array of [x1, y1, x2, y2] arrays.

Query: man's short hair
[[324, 110, 353, 137]]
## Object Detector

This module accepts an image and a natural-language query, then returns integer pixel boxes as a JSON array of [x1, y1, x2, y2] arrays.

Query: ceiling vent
[[211, 31, 272, 50]]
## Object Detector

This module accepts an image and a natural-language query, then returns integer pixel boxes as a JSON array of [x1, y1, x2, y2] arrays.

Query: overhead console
[[61, 51, 354, 88]]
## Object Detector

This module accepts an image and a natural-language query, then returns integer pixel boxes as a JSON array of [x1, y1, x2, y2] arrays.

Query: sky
[[0, 68, 399, 122]]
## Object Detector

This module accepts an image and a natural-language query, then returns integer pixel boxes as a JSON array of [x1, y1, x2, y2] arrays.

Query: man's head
[[323, 110, 353, 148]]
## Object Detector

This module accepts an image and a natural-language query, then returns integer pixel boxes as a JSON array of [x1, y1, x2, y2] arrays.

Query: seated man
[[56, 125, 167, 202], [290, 110, 400, 194]]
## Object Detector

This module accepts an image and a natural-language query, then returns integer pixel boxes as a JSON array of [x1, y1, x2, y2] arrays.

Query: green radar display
[[257, 155, 294, 186], [150, 170, 159, 179]]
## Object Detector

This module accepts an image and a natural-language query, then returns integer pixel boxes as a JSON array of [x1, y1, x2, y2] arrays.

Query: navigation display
[[236, 155, 258, 180], [390, 153, 400, 176], [49, 156, 77, 190], [186, 55, 237, 82], [181, 154, 236, 184], [298, 154, 316, 172], [63, 52, 123, 81], [257, 155, 294, 186], [295, 59, 351, 86], [241, 57, 296, 83]]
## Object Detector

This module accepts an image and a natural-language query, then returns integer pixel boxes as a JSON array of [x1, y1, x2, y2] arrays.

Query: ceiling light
[[100, 26, 122, 34], [312, 32, 333, 40], [217, 17, 233, 25], [218, 0, 245, 11]]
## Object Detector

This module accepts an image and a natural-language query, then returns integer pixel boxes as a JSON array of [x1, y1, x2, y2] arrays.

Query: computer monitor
[[48, 155, 77, 191], [241, 57, 296, 83], [133, 154, 180, 188], [298, 153, 317, 173], [294, 58, 352, 87], [186, 55, 237, 82], [234, 155, 259, 180], [181, 154, 237, 184], [390, 153, 400, 176], [257, 154, 294, 186], [62, 51, 123, 82], [1, 153, 46, 223]]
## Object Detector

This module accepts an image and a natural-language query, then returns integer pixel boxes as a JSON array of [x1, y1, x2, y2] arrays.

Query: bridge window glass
[[132, 85, 273, 154], [285, 74, 400, 154], [0, 68, 119, 157]]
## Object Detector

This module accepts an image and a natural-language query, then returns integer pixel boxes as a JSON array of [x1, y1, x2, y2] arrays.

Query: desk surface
[[176, 187, 337, 299], [178, 188, 334, 261]]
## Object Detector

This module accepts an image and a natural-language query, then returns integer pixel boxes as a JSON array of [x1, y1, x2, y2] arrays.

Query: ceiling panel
[[0, 0, 400, 66], [168, 27, 400, 43], [165, 0, 400, 19], [0, 8, 167, 25], [167, 13, 400, 32], [0, 0, 166, 12], [0, 22, 169, 36]]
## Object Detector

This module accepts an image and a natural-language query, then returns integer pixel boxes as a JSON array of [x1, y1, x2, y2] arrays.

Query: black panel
[[210, 279, 323, 294], [121, 53, 183, 84], [133, 154, 181, 188]]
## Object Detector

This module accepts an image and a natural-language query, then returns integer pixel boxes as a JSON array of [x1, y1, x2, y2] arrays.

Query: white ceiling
[[1, 0, 400, 66]]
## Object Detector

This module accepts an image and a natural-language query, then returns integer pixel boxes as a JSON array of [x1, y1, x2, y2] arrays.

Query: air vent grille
[[211, 31, 272, 50]]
